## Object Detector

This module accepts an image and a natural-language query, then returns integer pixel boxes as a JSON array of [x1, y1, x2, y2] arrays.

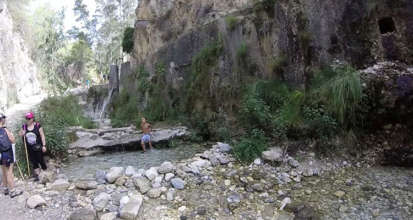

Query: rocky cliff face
[[125, 0, 413, 117], [0, 0, 41, 111]]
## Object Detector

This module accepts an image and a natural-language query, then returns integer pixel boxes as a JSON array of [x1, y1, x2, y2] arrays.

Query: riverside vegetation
[[13, 95, 95, 176], [111, 38, 363, 163]]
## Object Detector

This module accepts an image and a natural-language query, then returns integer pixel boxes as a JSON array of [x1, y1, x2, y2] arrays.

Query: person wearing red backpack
[[0, 113, 22, 197], [19, 112, 47, 181]]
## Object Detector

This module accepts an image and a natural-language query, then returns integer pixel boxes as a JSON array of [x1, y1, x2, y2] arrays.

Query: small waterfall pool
[[61, 143, 207, 181]]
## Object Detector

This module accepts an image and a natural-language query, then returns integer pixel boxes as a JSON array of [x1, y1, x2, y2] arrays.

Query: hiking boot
[[4, 188, 9, 196], [10, 189, 23, 198]]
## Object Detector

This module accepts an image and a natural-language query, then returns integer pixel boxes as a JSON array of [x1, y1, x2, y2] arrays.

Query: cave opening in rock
[[378, 17, 396, 34]]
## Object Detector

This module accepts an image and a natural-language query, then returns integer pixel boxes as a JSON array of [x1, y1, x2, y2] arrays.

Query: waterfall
[[99, 87, 115, 120]]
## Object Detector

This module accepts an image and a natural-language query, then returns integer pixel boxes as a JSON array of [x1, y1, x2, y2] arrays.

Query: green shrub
[[310, 65, 362, 127], [233, 129, 268, 162], [122, 27, 135, 54], [225, 16, 238, 31], [302, 105, 338, 139]]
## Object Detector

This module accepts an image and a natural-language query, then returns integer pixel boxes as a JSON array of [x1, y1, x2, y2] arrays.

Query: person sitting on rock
[[19, 112, 47, 181], [0, 113, 22, 198], [140, 117, 153, 153]]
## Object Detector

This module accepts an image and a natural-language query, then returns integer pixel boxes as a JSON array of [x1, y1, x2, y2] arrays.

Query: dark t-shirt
[[24, 123, 42, 147]]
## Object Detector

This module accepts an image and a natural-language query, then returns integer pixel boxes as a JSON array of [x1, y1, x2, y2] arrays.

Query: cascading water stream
[[99, 87, 115, 120]]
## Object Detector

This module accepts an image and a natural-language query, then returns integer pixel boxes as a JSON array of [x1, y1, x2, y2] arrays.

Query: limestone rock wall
[[127, 0, 413, 115], [0, 0, 41, 111]]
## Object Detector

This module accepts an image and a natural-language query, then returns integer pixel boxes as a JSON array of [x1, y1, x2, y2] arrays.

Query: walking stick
[[23, 136, 31, 177], [15, 161, 24, 180]]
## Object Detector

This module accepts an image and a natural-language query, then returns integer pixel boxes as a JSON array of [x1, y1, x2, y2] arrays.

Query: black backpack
[[0, 128, 12, 152]]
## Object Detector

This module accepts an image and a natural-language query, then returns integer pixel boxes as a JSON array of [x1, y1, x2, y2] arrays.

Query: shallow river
[[62, 143, 206, 180]]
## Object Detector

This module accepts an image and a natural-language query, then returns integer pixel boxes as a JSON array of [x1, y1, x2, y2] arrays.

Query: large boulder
[[93, 192, 111, 212], [27, 195, 46, 209], [105, 167, 124, 183], [49, 179, 70, 191], [133, 177, 151, 194], [145, 167, 158, 181], [68, 208, 97, 220], [119, 195, 143, 220], [262, 147, 284, 162], [75, 181, 98, 190], [125, 166, 137, 177], [158, 161, 176, 174]]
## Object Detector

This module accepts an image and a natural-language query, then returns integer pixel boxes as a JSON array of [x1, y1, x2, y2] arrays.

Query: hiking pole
[[15, 161, 24, 180], [23, 136, 31, 177]]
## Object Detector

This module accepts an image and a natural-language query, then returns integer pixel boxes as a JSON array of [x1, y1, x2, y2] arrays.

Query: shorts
[[142, 134, 151, 143], [0, 149, 14, 167]]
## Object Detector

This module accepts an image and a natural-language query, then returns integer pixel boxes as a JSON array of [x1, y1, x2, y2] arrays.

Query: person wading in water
[[140, 117, 153, 153], [19, 112, 47, 181]]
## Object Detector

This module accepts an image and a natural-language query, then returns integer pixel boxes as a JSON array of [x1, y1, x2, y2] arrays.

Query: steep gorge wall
[[0, 0, 41, 112], [125, 0, 413, 117]]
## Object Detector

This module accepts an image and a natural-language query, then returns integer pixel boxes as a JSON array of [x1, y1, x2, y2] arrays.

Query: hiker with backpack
[[0, 113, 21, 197], [18, 112, 47, 181]]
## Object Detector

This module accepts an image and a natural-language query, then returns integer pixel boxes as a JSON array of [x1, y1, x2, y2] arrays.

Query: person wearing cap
[[0, 113, 21, 197], [19, 112, 47, 181]]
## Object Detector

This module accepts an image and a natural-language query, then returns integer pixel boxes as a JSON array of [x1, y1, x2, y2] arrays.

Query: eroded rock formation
[[0, 0, 41, 110]]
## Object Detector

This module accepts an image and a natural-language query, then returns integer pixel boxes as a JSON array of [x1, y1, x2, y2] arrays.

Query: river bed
[[62, 143, 207, 181]]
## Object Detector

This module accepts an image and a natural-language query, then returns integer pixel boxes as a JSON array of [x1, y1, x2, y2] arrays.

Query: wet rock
[[145, 167, 159, 181], [38, 171, 55, 184], [93, 192, 111, 211], [133, 177, 151, 194], [217, 142, 232, 152], [125, 166, 137, 177], [105, 167, 124, 184], [262, 147, 284, 162], [147, 188, 162, 198], [68, 208, 97, 220], [100, 212, 117, 220], [171, 178, 185, 190], [119, 195, 143, 220], [165, 173, 175, 182], [27, 195, 47, 209], [96, 170, 106, 184], [158, 161, 176, 174], [50, 178, 70, 191], [76, 181, 98, 190]]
